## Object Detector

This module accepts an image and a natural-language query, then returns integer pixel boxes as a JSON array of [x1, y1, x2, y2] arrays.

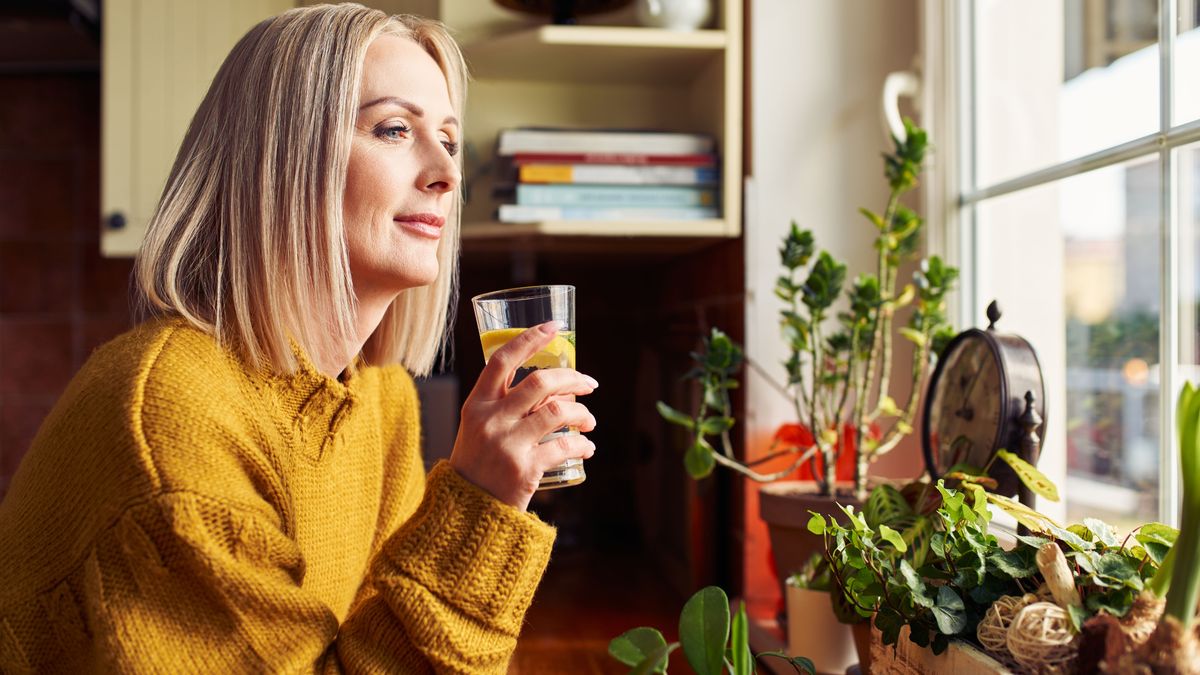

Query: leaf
[[989, 547, 1041, 579], [863, 484, 913, 529], [731, 602, 752, 675], [896, 421, 914, 435], [879, 525, 908, 553], [899, 327, 928, 347], [877, 395, 902, 417], [631, 643, 679, 675], [899, 559, 933, 608], [931, 586, 968, 635], [874, 608, 905, 646], [807, 513, 826, 535], [819, 428, 839, 447], [996, 449, 1060, 501], [684, 437, 716, 479], [986, 492, 1062, 534], [610, 627, 669, 670], [679, 586, 730, 675], [1095, 553, 1144, 590], [1083, 518, 1119, 548], [1135, 523, 1180, 548], [657, 401, 695, 429], [1068, 604, 1090, 634], [699, 416, 735, 435]]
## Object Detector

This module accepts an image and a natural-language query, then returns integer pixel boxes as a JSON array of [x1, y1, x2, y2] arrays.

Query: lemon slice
[[480, 328, 576, 369]]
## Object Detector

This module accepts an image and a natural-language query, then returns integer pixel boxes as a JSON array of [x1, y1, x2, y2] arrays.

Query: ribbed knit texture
[[0, 318, 556, 673]]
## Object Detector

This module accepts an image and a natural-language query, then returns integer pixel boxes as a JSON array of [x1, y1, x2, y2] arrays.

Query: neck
[[312, 291, 397, 379]]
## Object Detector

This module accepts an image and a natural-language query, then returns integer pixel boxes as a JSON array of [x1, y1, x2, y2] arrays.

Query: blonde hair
[[133, 3, 466, 377]]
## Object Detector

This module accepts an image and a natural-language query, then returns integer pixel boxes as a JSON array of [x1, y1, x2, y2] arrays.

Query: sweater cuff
[[375, 461, 556, 634]]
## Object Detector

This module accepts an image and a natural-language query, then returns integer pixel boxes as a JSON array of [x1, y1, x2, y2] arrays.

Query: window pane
[[975, 155, 1161, 530], [974, 0, 1160, 188], [1176, 1, 1200, 124], [1182, 142, 1200, 436]]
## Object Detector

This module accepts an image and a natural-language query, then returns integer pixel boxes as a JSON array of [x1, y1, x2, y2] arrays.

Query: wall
[[742, 0, 921, 614], [0, 71, 133, 499]]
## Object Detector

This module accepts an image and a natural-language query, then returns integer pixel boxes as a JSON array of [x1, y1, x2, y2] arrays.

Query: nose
[[418, 137, 461, 195]]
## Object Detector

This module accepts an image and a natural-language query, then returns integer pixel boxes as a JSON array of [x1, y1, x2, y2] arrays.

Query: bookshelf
[[455, 2, 743, 250]]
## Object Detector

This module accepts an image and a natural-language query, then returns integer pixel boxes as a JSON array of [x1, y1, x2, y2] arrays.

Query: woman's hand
[[449, 321, 598, 511]]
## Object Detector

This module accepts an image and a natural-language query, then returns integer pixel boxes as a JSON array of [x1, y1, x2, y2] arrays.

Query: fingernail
[[584, 375, 599, 388], [539, 322, 557, 335]]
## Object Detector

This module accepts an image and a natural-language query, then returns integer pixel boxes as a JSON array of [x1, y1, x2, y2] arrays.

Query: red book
[[511, 152, 717, 167]]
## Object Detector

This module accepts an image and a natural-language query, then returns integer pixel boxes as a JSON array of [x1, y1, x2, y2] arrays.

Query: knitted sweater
[[0, 318, 556, 673]]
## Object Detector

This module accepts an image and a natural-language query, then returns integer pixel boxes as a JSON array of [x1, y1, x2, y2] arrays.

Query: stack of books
[[493, 128, 719, 223]]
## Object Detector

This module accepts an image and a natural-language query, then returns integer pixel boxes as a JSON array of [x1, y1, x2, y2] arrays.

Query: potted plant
[[608, 585, 816, 674], [656, 118, 959, 665]]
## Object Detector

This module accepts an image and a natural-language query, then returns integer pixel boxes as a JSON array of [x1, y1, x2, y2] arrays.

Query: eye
[[442, 140, 460, 157], [375, 123, 411, 141]]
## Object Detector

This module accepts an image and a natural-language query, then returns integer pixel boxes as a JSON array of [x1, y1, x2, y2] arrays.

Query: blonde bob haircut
[[133, 3, 466, 377]]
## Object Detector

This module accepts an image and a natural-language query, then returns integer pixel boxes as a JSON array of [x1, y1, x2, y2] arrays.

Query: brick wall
[[0, 73, 134, 499]]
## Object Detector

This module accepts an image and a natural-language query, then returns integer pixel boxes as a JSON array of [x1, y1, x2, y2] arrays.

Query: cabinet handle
[[105, 212, 127, 230]]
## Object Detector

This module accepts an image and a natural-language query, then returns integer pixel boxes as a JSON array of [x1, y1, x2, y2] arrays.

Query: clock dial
[[928, 336, 1004, 474]]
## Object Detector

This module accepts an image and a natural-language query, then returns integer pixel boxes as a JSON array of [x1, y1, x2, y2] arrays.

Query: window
[[938, 0, 1200, 530]]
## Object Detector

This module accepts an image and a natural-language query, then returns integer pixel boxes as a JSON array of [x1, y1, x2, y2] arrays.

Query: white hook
[[882, 70, 922, 143]]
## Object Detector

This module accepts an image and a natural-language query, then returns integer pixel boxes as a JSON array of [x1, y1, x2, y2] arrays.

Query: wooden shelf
[[462, 25, 727, 84]]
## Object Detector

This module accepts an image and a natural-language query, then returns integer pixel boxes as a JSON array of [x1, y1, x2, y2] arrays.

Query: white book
[[497, 128, 715, 157], [498, 204, 719, 222]]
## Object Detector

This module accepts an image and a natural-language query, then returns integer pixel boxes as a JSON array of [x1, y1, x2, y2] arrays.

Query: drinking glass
[[471, 285, 585, 489]]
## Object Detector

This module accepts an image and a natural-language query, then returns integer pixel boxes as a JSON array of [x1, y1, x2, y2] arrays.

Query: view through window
[[961, 0, 1199, 531]]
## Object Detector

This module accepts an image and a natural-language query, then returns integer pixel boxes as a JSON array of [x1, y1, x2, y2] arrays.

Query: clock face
[[927, 334, 1005, 474]]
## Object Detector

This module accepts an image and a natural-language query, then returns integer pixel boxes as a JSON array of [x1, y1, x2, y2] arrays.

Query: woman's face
[[344, 34, 460, 301]]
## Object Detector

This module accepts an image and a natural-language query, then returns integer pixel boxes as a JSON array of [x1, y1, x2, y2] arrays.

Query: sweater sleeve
[[47, 462, 554, 674]]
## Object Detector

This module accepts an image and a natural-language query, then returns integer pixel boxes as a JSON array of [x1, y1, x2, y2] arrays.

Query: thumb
[[474, 321, 560, 399]]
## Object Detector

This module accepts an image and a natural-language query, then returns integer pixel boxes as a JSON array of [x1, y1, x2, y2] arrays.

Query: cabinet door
[[101, 0, 293, 256]]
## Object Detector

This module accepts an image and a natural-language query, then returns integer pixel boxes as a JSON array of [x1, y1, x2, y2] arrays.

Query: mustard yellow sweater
[[0, 318, 556, 673]]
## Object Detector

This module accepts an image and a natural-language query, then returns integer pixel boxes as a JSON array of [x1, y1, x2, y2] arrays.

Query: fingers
[[475, 322, 559, 398], [520, 399, 596, 444], [506, 367, 598, 413], [537, 432, 596, 472]]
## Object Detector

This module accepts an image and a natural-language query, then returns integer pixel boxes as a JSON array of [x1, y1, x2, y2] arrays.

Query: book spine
[[498, 130, 714, 156], [515, 184, 717, 208], [519, 164, 718, 185], [498, 205, 719, 222], [511, 152, 716, 167]]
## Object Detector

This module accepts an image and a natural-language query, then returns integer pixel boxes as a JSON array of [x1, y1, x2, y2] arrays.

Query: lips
[[394, 212, 445, 239]]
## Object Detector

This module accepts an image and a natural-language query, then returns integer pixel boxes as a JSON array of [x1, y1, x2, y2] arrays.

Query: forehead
[[359, 34, 453, 113]]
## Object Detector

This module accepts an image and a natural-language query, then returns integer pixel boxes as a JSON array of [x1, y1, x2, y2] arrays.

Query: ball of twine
[[1006, 602, 1078, 673], [977, 593, 1040, 663]]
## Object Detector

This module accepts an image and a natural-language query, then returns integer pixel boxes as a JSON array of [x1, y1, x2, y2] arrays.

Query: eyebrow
[[358, 96, 459, 128]]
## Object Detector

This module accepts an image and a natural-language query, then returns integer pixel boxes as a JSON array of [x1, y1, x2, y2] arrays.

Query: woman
[[0, 4, 597, 672]]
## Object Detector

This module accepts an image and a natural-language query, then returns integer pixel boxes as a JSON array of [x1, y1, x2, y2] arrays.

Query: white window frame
[[922, 0, 1198, 527]]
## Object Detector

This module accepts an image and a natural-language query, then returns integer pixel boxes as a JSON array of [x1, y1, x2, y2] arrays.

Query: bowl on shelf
[[493, 0, 633, 25]]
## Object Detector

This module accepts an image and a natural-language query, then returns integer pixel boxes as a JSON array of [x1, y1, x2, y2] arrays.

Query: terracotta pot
[[850, 619, 873, 674], [758, 481, 862, 595]]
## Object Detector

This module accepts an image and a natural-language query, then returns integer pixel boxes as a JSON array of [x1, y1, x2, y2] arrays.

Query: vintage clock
[[922, 301, 1047, 506]]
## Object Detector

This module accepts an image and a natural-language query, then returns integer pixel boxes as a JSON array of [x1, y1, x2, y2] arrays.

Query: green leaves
[[730, 602, 752, 675], [997, 449, 1060, 501], [685, 437, 716, 479], [609, 627, 670, 673], [679, 587, 730, 675], [780, 222, 816, 270], [931, 586, 967, 635], [801, 251, 847, 316], [656, 401, 695, 429], [885, 117, 928, 192]]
